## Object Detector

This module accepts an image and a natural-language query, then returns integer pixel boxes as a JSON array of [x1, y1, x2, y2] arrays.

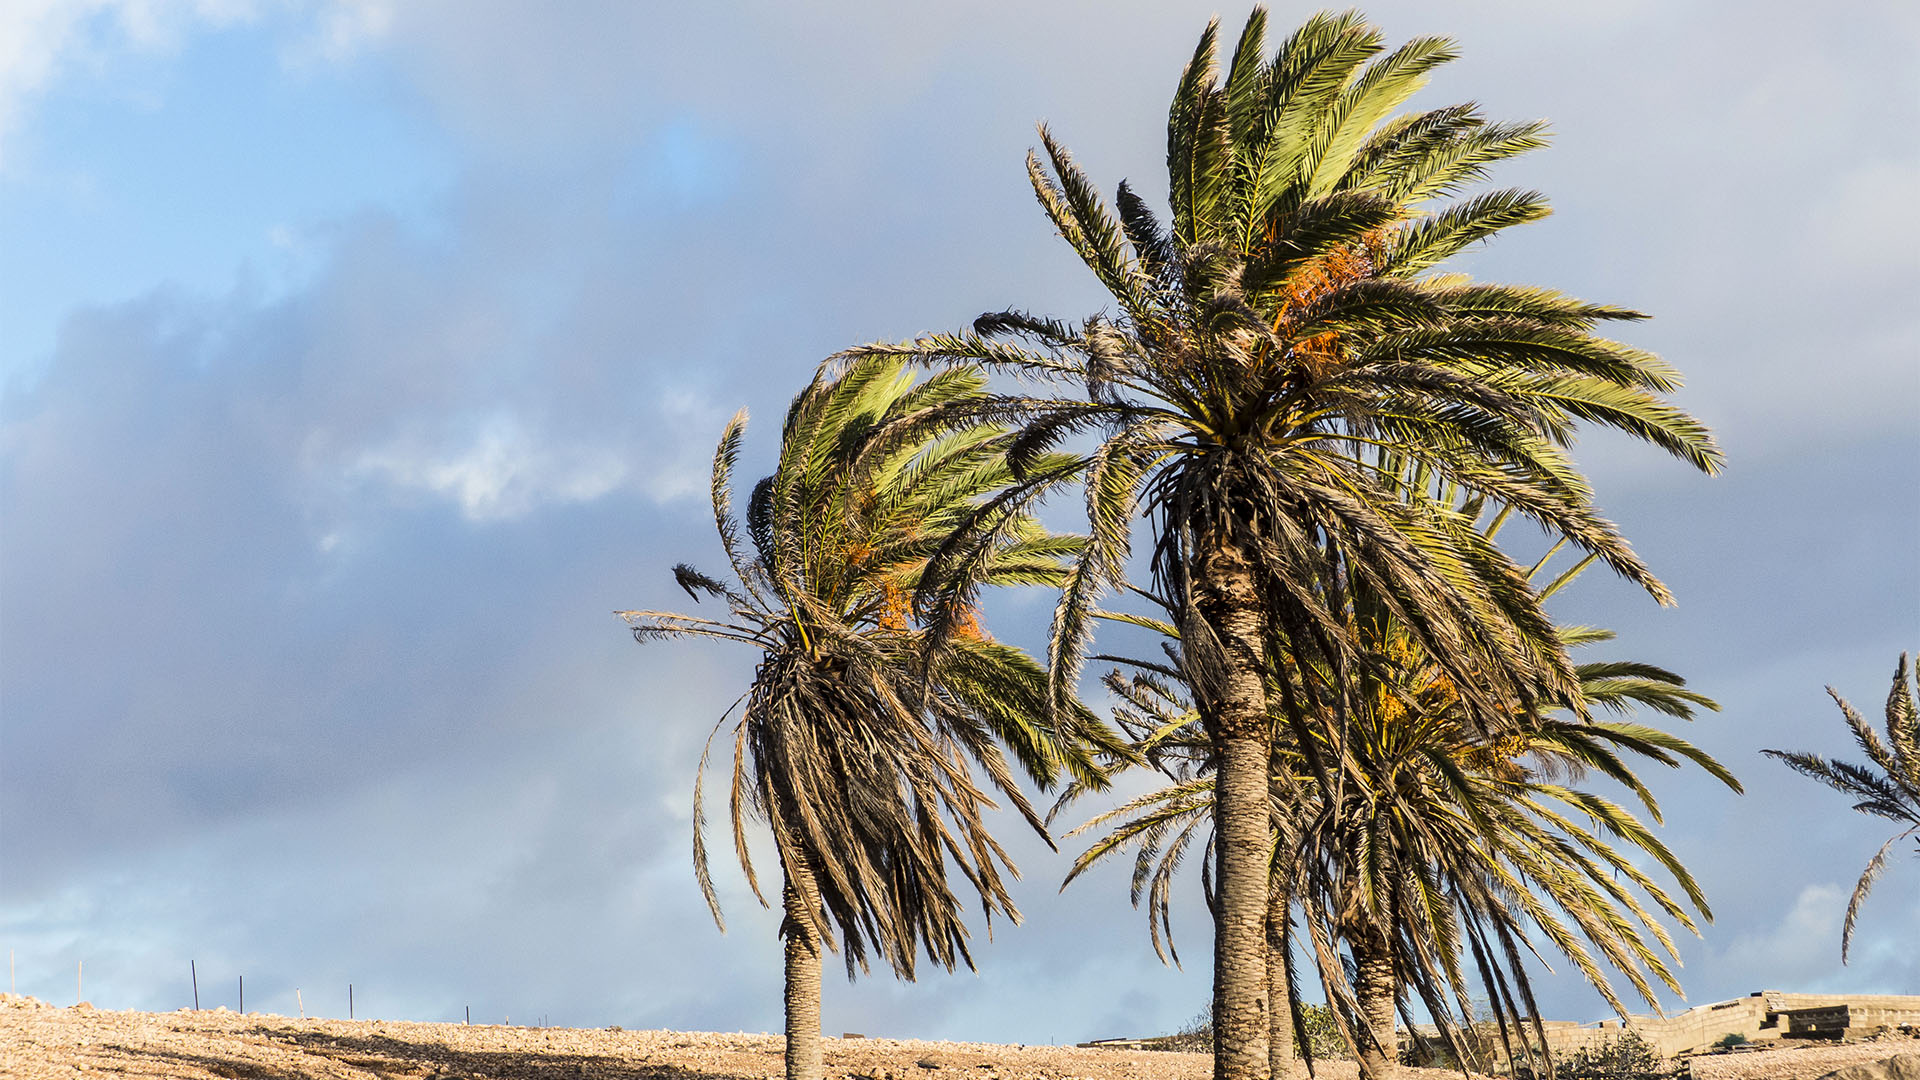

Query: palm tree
[[1060, 540, 1739, 1079], [847, 10, 1720, 1075], [1292, 634, 1738, 1078], [1763, 654, 1919, 962], [1289, 537, 1740, 1079], [619, 357, 1121, 1080]]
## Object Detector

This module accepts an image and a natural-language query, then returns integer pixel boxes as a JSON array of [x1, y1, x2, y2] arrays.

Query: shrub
[[1552, 1032, 1681, 1080], [1162, 1003, 1349, 1059]]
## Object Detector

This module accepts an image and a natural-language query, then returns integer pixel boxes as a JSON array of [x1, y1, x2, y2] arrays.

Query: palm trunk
[[1266, 874, 1296, 1079], [781, 859, 824, 1080], [1199, 541, 1272, 1080], [1350, 922, 1399, 1080]]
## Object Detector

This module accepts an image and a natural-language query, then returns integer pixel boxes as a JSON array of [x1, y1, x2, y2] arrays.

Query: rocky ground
[[1686, 1040, 1920, 1080], [6, 995, 1917, 1080]]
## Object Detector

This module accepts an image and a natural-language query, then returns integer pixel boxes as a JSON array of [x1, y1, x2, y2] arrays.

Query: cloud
[[1810, 159, 1920, 276], [0, 173, 744, 891], [292, 0, 391, 63], [0, 0, 260, 166], [1735, 885, 1848, 984], [350, 416, 631, 522], [1694, 880, 1920, 1000]]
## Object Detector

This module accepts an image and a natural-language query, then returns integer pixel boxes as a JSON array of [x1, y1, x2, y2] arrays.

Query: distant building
[[1516, 991, 1920, 1060]]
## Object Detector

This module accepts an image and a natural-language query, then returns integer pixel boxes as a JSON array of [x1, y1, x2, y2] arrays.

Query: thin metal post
[[349, 983, 354, 1019], [239, 975, 243, 1014], [192, 961, 199, 1010]]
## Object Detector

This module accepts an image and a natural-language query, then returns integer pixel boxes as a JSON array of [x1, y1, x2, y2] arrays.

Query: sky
[[1, 0, 1916, 1046]]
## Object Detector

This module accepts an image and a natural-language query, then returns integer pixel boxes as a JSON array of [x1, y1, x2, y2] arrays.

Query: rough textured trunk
[[1198, 542, 1272, 1080], [1266, 875, 1296, 1079], [1350, 922, 1399, 1080], [781, 860, 824, 1080]]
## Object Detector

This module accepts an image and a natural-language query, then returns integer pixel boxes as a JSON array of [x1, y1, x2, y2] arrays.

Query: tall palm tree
[[1763, 654, 1919, 963], [619, 357, 1121, 1080], [1060, 540, 1738, 1080], [846, 10, 1720, 1075]]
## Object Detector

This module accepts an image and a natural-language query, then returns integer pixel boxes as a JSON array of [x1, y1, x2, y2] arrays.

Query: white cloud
[[351, 414, 631, 521], [340, 389, 719, 522], [298, 0, 391, 62], [1743, 882, 1920, 995], [0, 0, 258, 166], [1760, 884, 1846, 957]]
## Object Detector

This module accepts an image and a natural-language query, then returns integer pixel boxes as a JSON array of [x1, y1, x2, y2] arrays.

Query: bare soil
[[9, 994, 1916, 1080], [0, 994, 1404, 1080]]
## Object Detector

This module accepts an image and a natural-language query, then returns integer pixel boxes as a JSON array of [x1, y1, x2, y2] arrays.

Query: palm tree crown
[[1763, 653, 1920, 962], [624, 356, 1117, 974], [854, 7, 1721, 719], [620, 357, 1122, 1080]]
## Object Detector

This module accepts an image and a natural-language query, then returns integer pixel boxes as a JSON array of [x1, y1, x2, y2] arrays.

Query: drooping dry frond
[[1763, 653, 1920, 963]]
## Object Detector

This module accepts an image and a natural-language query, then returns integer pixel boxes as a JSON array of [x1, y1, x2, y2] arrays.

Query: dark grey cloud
[[3, 0, 1916, 1047]]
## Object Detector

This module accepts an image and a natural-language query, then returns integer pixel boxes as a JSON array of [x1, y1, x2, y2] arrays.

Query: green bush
[[1161, 1003, 1349, 1060], [1292, 1003, 1348, 1061], [1551, 1032, 1681, 1080]]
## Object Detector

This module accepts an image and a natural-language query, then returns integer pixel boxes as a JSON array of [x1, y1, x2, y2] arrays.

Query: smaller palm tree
[[620, 356, 1120, 1080], [1059, 532, 1739, 1079], [1762, 653, 1919, 963]]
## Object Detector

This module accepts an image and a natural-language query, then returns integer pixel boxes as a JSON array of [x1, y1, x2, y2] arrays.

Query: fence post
[[192, 961, 199, 1010]]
